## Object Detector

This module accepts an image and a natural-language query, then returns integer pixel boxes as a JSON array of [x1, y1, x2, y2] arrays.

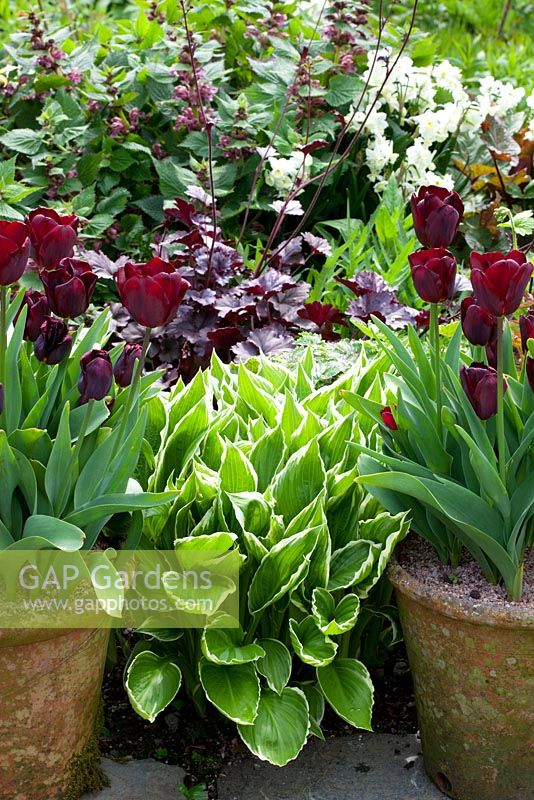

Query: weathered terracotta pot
[[389, 555, 534, 800], [0, 627, 109, 800]]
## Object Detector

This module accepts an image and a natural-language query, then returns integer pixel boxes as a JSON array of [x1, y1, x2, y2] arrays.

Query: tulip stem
[[496, 316, 506, 483], [430, 303, 442, 439], [0, 286, 6, 425], [113, 326, 152, 457]]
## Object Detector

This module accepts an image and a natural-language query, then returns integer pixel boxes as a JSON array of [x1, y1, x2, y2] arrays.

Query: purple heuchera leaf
[[81, 250, 128, 279], [271, 236, 304, 269], [338, 271, 392, 296], [185, 185, 213, 207], [270, 284, 311, 324], [242, 268, 296, 298], [348, 292, 418, 329], [302, 232, 332, 257], [232, 324, 295, 360]]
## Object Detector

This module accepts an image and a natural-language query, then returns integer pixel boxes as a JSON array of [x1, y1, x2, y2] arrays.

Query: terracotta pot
[[0, 627, 109, 800], [389, 554, 534, 800]]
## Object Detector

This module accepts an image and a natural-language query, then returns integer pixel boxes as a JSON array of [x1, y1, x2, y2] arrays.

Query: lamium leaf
[[237, 687, 310, 766], [126, 651, 182, 723]]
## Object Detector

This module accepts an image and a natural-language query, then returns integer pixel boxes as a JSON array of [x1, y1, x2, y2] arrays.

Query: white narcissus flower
[[414, 110, 449, 145], [365, 135, 397, 176], [350, 107, 389, 137], [527, 90, 534, 112], [406, 138, 435, 173], [265, 152, 312, 196]]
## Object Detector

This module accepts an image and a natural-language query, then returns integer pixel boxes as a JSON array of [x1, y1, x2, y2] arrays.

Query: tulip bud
[[115, 257, 190, 328], [26, 208, 78, 269], [40, 258, 97, 319], [78, 349, 113, 405], [526, 357, 534, 393], [380, 405, 398, 430], [0, 220, 30, 286], [460, 296, 496, 346], [470, 250, 533, 317], [34, 317, 72, 365], [408, 248, 457, 304], [16, 289, 50, 342], [460, 362, 507, 420], [410, 185, 464, 248], [519, 312, 534, 353], [114, 343, 142, 388]]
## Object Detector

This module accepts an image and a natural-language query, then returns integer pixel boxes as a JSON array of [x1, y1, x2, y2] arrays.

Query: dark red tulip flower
[[470, 250, 533, 317], [380, 405, 398, 430], [34, 317, 72, 365], [460, 362, 507, 420], [526, 357, 534, 393], [519, 312, 534, 353], [78, 349, 113, 404], [0, 220, 30, 286], [408, 248, 457, 304], [26, 208, 78, 268], [40, 258, 97, 318], [460, 296, 496, 347], [485, 338, 497, 369], [410, 185, 464, 248], [114, 343, 142, 388], [115, 257, 190, 328], [16, 289, 50, 341]]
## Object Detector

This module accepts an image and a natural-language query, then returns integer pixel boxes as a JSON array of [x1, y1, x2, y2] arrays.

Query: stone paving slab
[[83, 735, 446, 800], [217, 734, 446, 800], [82, 758, 185, 800]]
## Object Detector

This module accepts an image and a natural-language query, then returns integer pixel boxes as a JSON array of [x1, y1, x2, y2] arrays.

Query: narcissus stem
[[430, 303, 442, 439], [496, 316, 506, 483]]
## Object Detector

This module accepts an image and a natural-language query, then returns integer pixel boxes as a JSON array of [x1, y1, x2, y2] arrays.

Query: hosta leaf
[[227, 491, 271, 536], [202, 627, 265, 665], [256, 639, 292, 694], [355, 511, 409, 596], [302, 684, 325, 740], [199, 659, 260, 725], [220, 441, 257, 493], [289, 616, 337, 667], [248, 526, 319, 614], [271, 438, 326, 522], [249, 427, 285, 492], [327, 540, 380, 591], [317, 659, 373, 730], [126, 652, 182, 723], [312, 588, 360, 635], [237, 687, 310, 766]]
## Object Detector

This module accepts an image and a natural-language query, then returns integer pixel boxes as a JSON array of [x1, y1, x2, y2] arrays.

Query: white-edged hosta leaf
[[317, 659, 373, 730], [126, 652, 182, 723], [237, 687, 310, 766], [202, 626, 265, 665], [256, 638, 292, 694], [312, 588, 360, 635], [327, 540, 380, 591], [271, 438, 326, 522], [199, 659, 260, 725], [302, 684, 325, 740], [248, 526, 319, 614], [220, 440, 257, 493], [289, 616, 337, 667]]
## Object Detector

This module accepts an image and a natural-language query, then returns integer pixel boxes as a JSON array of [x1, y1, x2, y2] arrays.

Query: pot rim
[[0, 626, 107, 648], [388, 552, 534, 630]]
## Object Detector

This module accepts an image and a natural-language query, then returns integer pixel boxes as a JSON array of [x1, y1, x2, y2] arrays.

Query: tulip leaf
[[126, 652, 182, 723], [64, 490, 178, 527], [317, 658, 373, 730], [5, 306, 26, 432], [21, 515, 85, 550], [45, 402, 73, 517], [237, 687, 310, 766]]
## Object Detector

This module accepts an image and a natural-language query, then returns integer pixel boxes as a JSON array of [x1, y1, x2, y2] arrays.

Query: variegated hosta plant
[[125, 348, 409, 767]]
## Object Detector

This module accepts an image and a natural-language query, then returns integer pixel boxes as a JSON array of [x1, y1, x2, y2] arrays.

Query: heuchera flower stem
[[496, 315, 506, 484], [430, 303, 442, 439]]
